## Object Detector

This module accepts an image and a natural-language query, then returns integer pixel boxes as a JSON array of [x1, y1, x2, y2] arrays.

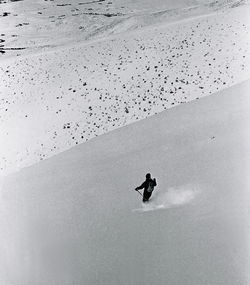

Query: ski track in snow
[[0, 3, 250, 175], [0, 79, 250, 285], [133, 184, 201, 212]]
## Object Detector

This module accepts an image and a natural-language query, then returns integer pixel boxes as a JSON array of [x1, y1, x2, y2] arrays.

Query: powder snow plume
[[133, 184, 201, 212]]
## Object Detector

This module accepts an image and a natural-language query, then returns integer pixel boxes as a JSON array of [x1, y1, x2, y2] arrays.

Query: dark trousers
[[143, 190, 152, 202]]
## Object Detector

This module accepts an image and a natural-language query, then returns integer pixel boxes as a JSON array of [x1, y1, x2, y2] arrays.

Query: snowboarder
[[135, 173, 157, 202]]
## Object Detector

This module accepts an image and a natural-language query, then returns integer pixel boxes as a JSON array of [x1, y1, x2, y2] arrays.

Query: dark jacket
[[135, 178, 157, 192]]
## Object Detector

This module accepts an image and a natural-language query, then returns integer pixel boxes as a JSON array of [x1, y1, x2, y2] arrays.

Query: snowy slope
[[0, 0, 248, 56], [1, 80, 250, 285], [1, 3, 250, 175]]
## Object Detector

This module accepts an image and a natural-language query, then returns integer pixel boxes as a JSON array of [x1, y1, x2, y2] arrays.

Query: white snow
[[0, 0, 248, 55], [1, 2, 250, 175], [133, 184, 201, 212], [1, 2, 250, 282], [0, 80, 250, 285]]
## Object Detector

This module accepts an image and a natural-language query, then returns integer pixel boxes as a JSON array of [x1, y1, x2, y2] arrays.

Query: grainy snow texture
[[0, 0, 248, 56], [1, 81, 250, 285], [1, 0, 250, 175]]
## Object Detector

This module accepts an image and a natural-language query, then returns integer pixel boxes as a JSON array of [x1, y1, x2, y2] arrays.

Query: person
[[135, 173, 157, 202]]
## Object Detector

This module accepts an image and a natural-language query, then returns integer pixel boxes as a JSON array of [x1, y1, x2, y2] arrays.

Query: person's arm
[[153, 178, 157, 186], [135, 182, 145, 191]]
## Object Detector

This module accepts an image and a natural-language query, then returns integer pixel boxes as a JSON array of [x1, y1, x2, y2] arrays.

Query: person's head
[[146, 173, 151, 180]]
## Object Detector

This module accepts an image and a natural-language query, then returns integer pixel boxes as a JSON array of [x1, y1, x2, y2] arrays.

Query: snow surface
[[1, 2, 250, 175], [0, 0, 248, 56], [1, 80, 250, 285]]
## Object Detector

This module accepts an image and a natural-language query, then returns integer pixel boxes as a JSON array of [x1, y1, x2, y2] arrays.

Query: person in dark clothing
[[135, 173, 157, 202]]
